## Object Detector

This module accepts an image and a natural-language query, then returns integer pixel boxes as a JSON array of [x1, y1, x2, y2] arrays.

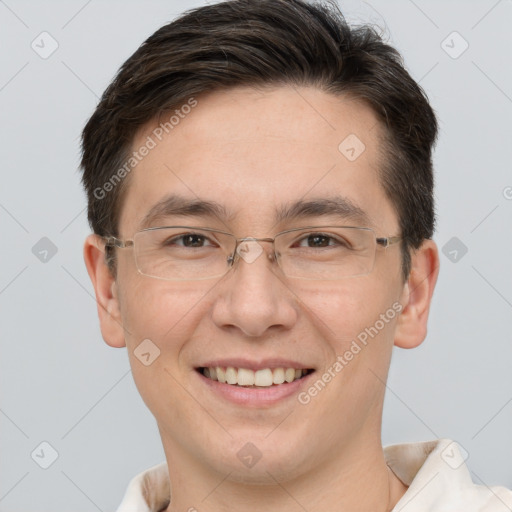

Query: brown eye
[[164, 233, 214, 248], [294, 232, 349, 249], [305, 234, 331, 247], [181, 234, 206, 247]]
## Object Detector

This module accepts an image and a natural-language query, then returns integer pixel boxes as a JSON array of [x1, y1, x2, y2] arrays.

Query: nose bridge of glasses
[[229, 236, 276, 266]]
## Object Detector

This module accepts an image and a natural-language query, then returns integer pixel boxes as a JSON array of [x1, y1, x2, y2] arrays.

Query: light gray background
[[1, 0, 511, 510]]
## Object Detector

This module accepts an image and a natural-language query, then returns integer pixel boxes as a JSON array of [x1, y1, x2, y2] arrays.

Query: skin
[[85, 85, 439, 512]]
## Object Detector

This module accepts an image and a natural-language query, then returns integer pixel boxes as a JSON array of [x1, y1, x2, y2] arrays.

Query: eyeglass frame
[[103, 225, 402, 281]]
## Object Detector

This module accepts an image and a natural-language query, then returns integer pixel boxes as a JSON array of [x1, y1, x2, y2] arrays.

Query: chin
[[203, 433, 311, 484]]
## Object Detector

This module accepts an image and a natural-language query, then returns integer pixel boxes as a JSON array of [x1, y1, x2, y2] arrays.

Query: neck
[[162, 435, 408, 512]]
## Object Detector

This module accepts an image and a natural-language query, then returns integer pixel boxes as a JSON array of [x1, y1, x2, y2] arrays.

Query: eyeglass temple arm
[[103, 236, 134, 249], [376, 236, 402, 248]]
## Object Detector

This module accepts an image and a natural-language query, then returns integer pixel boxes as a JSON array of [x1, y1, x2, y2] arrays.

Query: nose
[[211, 239, 298, 338]]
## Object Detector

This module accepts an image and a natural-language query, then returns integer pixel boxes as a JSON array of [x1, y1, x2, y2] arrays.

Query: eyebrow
[[275, 195, 371, 226], [139, 193, 372, 230], [139, 194, 232, 229]]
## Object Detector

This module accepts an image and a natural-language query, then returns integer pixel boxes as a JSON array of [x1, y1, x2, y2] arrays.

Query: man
[[81, 0, 512, 510]]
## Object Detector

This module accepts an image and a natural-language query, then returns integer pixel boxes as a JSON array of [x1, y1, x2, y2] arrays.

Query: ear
[[394, 239, 439, 349], [83, 234, 126, 348]]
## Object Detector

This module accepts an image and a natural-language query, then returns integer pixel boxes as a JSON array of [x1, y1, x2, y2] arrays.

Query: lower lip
[[196, 370, 314, 406]]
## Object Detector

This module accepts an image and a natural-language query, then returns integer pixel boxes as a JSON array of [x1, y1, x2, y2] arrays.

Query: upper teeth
[[202, 367, 307, 387]]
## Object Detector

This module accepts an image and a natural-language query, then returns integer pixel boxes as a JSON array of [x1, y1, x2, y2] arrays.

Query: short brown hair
[[80, 0, 438, 280]]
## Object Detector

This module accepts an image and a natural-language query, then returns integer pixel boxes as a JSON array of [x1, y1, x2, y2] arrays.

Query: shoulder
[[116, 462, 170, 512], [385, 438, 512, 511]]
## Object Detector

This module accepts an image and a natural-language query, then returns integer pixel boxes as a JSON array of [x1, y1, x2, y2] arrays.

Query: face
[[102, 86, 410, 482]]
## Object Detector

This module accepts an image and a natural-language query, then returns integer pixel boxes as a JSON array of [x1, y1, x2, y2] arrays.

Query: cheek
[[119, 276, 213, 344], [292, 279, 400, 358], [119, 278, 215, 413], [291, 282, 399, 442]]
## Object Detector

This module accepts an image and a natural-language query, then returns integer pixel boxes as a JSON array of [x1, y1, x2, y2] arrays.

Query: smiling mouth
[[197, 366, 314, 387]]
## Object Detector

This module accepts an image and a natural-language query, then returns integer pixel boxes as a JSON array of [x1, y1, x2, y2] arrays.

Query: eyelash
[[165, 233, 217, 247], [165, 232, 349, 249]]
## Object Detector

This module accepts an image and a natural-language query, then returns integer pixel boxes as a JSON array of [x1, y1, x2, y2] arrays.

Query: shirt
[[116, 438, 512, 511]]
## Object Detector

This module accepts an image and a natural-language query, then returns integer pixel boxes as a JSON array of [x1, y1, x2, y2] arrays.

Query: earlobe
[[83, 234, 126, 348], [394, 240, 440, 349]]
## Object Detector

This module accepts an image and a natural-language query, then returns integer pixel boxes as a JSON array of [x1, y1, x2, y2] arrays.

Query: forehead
[[119, 85, 397, 234]]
